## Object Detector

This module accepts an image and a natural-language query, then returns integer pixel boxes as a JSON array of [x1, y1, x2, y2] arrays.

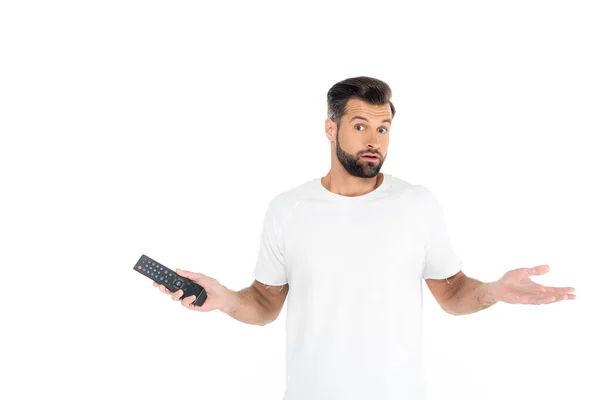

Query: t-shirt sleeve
[[251, 196, 288, 286], [417, 186, 464, 280]]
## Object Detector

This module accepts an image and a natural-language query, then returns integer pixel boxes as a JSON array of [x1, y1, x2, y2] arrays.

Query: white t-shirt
[[252, 172, 463, 400]]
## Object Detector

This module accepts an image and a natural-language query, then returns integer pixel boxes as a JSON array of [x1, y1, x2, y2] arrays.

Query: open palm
[[493, 264, 576, 305]]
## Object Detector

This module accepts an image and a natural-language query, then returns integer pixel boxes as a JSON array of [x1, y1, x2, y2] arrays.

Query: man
[[153, 76, 576, 399]]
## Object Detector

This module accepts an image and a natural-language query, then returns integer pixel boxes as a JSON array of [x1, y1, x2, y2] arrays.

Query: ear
[[325, 118, 336, 143]]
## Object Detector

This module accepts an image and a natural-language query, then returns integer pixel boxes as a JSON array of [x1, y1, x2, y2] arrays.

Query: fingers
[[152, 277, 207, 310], [515, 289, 557, 305], [178, 294, 207, 312], [525, 292, 577, 305], [176, 268, 205, 281], [546, 293, 577, 304], [541, 295, 557, 304], [153, 282, 173, 294], [544, 286, 576, 295], [171, 289, 183, 301], [181, 295, 208, 312], [152, 281, 205, 310], [527, 264, 550, 276], [181, 295, 197, 309]]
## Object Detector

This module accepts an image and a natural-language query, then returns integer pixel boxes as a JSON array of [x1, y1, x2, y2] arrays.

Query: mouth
[[361, 155, 379, 161]]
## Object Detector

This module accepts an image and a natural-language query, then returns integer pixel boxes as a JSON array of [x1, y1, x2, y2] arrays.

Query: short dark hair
[[326, 76, 396, 127]]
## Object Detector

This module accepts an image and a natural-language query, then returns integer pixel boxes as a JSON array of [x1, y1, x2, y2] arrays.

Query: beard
[[335, 129, 384, 179]]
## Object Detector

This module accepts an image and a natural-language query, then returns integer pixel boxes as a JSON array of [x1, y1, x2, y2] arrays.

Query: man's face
[[330, 98, 392, 179]]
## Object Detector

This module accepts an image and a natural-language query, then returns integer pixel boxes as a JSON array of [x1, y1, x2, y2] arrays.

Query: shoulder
[[384, 174, 434, 201], [262, 178, 314, 221], [384, 175, 443, 220]]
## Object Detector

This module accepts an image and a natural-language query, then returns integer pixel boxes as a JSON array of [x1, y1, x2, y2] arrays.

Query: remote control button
[[174, 279, 183, 288], [138, 266, 142, 269]]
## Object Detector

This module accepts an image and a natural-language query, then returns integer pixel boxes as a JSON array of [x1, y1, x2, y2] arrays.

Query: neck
[[321, 171, 382, 197]]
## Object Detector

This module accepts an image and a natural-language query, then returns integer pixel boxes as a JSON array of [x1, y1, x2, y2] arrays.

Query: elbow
[[444, 308, 462, 316], [441, 306, 457, 316], [440, 298, 460, 316], [259, 312, 278, 326]]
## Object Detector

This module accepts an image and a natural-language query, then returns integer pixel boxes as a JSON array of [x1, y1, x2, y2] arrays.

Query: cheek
[[381, 139, 390, 152]]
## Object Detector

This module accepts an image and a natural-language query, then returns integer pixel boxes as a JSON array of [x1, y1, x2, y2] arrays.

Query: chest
[[283, 199, 426, 293]]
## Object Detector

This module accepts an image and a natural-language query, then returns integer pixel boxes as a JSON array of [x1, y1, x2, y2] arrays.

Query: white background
[[1, 1, 598, 399]]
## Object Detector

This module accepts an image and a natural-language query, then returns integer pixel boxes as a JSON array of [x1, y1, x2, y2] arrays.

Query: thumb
[[176, 268, 206, 282], [527, 264, 550, 276]]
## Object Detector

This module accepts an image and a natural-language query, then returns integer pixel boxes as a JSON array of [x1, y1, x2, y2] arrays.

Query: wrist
[[479, 281, 499, 307], [219, 286, 238, 315]]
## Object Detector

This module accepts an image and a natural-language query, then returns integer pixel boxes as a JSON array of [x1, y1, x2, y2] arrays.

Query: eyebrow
[[350, 115, 392, 124]]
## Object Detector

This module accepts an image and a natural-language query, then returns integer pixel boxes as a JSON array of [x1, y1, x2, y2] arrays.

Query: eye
[[354, 124, 388, 134]]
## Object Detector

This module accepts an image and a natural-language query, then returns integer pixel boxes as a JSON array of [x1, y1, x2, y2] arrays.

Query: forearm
[[220, 286, 275, 326], [443, 276, 498, 316]]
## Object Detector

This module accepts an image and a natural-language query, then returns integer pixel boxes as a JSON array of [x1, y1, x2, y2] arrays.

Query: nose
[[366, 130, 382, 150]]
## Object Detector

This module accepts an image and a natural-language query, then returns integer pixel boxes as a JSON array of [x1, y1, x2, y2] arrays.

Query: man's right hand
[[153, 268, 231, 312]]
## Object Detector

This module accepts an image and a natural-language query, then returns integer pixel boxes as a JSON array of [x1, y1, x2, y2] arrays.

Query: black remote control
[[133, 254, 207, 307]]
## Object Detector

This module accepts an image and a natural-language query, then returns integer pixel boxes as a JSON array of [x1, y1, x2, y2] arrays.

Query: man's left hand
[[490, 264, 576, 305]]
